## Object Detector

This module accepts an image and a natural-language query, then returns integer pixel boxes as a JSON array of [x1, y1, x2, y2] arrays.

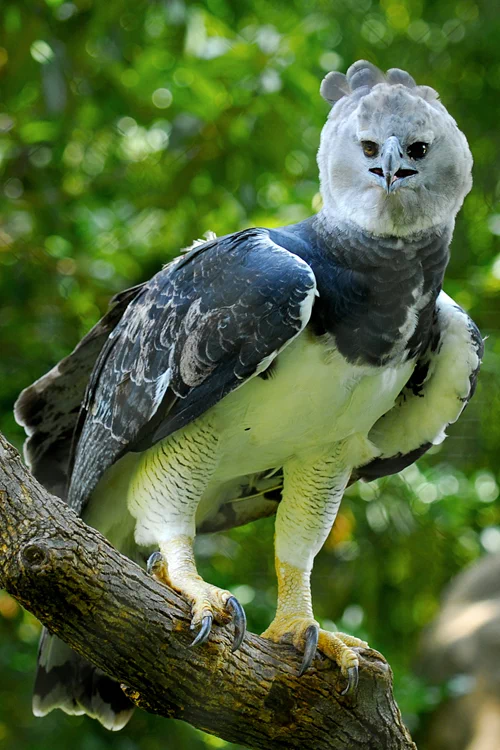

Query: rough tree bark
[[0, 433, 416, 750]]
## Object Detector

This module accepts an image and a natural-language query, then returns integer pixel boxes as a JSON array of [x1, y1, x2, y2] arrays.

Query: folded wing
[[67, 229, 317, 513], [355, 291, 483, 482]]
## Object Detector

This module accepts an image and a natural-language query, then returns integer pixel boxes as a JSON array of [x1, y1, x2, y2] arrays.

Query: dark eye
[[407, 142, 428, 159], [361, 140, 379, 158]]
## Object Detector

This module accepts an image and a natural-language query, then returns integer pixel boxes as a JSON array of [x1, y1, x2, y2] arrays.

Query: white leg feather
[[262, 439, 368, 689], [127, 417, 220, 546]]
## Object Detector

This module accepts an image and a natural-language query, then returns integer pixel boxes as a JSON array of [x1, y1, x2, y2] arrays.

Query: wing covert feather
[[69, 229, 317, 512]]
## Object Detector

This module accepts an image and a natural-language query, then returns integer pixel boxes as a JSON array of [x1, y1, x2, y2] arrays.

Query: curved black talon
[[147, 551, 164, 576], [299, 623, 319, 676], [226, 596, 247, 652], [190, 614, 213, 647], [340, 665, 359, 696]]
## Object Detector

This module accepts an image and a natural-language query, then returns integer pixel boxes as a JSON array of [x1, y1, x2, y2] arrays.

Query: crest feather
[[417, 85, 440, 102], [320, 71, 350, 105], [346, 60, 385, 91], [386, 67, 417, 87], [320, 60, 438, 109]]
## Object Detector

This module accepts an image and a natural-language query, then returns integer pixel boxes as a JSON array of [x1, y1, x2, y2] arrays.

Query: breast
[[212, 330, 415, 480]]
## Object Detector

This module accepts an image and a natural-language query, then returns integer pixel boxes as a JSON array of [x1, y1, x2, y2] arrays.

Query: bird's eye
[[407, 142, 428, 159], [361, 141, 379, 158]]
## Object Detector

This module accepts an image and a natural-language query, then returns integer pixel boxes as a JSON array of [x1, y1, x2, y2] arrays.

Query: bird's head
[[317, 60, 473, 238]]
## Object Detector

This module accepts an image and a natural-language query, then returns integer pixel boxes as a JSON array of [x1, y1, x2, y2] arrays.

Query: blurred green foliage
[[1, 0, 499, 748]]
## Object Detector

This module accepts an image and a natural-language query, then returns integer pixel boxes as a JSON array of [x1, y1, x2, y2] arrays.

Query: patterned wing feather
[[14, 284, 144, 499], [68, 229, 317, 513]]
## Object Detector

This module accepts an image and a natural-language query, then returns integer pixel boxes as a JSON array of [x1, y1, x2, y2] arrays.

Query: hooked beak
[[369, 136, 418, 194]]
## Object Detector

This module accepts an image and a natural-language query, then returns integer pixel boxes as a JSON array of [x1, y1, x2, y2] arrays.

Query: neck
[[315, 207, 451, 246], [313, 209, 452, 270], [276, 213, 452, 365]]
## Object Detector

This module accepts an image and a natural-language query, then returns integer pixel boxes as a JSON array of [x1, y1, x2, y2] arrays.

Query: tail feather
[[33, 629, 134, 731]]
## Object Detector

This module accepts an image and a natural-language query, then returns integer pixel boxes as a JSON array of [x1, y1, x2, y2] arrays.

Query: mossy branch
[[0, 433, 415, 750]]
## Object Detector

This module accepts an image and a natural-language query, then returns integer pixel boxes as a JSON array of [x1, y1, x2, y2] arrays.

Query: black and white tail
[[33, 629, 134, 731]]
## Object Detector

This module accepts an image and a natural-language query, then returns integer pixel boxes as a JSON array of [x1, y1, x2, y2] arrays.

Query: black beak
[[369, 136, 418, 194], [382, 136, 402, 192]]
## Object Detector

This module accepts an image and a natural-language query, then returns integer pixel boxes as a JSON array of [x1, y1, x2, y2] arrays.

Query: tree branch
[[0, 433, 415, 750]]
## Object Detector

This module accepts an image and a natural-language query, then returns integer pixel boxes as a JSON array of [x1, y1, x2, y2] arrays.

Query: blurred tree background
[[0, 0, 499, 747]]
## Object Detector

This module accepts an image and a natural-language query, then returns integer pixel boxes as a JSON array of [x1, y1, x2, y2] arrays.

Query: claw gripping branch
[[0, 433, 416, 750]]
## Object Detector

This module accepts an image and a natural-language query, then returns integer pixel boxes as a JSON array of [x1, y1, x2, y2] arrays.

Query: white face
[[318, 85, 473, 237]]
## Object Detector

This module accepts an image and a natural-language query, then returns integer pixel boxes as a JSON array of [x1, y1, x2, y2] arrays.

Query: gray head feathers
[[317, 60, 473, 238], [320, 60, 438, 109]]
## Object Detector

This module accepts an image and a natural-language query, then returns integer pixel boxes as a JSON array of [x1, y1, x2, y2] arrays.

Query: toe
[[188, 588, 246, 651], [299, 623, 319, 676], [262, 617, 366, 694], [190, 614, 213, 647], [340, 665, 359, 696], [335, 631, 368, 649], [226, 596, 246, 652], [147, 567, 246, 653], [316, 629, 365, 695], [147, 551, 167, 579]]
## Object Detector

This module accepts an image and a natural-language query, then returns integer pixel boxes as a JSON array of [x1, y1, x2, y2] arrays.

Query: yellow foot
[[261, 615, 368, 694], [147, 551, 246, 651]]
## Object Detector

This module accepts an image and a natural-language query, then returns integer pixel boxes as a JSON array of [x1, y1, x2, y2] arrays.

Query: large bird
[[15, 60, 483, 730]]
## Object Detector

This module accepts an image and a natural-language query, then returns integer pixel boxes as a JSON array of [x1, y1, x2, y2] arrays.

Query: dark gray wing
[[354, 291, 483, 482], [69, 228, 317, 513], [14, 284, 145, 499]]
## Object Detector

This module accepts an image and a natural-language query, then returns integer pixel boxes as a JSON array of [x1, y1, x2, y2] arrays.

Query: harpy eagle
[[15, 60, 483, 730]]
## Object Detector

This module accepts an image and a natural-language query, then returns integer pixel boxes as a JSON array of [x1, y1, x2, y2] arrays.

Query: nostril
[[370, 167, 417, 180], [395, 168, 418, 178]]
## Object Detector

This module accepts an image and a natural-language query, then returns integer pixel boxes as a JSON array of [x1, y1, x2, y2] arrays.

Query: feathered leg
[[261, 441, 369, 694], [147, 539, 245, 650], [128, 417, 246, 650]]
